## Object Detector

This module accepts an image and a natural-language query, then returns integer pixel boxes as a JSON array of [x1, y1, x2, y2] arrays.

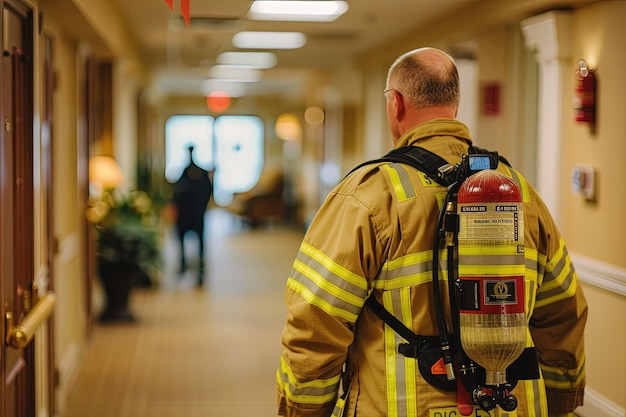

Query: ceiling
[[111, 0, 482, 98], [110, 0, 595, 99]]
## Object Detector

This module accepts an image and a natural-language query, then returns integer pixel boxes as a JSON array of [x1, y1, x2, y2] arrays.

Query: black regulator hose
[[433, 192, 456, 381]]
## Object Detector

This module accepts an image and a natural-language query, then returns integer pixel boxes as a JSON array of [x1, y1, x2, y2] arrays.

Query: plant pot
[[98, 260, 140, 323]]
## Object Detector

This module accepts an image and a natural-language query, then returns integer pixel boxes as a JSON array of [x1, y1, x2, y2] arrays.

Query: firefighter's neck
[[392, 106, 457, 143], [411, 106, 457, 125]]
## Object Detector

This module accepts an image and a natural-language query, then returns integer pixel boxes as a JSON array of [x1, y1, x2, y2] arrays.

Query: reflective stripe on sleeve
[[535, 239, 578, 307], [277, 355, 341, 405], [540, 353, 586, 389], [287, 241, 368, 322]]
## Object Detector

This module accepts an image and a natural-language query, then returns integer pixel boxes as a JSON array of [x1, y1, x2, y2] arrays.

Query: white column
[[363, 67, 390, 160], [113, 58, 140, 191], [521, 11, 571, 224]]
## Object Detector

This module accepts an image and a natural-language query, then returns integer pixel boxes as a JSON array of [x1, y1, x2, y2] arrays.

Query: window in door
[[165, 115, 264, 206]]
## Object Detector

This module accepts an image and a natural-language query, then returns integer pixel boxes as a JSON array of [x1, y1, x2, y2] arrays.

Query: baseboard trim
[[577, 387, 625, 417], [570, 252, 626, 296]]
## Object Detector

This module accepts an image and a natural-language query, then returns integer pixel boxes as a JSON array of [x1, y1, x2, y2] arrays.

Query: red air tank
[[457, 169, 526, 389]]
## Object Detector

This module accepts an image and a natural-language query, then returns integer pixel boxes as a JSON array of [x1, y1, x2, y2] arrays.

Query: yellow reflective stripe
[[540, 353, 586, 389], [373, 250, 451, 291], [292, 258, 365, 307], [287, 278, 358, 322], [300, 242, 368, 290], [400, 287, 417, 417], [522, 378, 548, 417], [541, 239, 572, 289], [379, 289, 416, 417], [381, 163, 417, 202], [383, 291, 400, 417], [386, 250, 433, 269], [536, 239, 578, 307], [459, 245, 524, 256], [503, 165, 531, 203], [375, 251, 434, 290], [525, 277, 537, 327], [277, 355, 341, 404], [525, 247, 546, 286], [458, 264, 525, 276], [290, 242, 368, 320]]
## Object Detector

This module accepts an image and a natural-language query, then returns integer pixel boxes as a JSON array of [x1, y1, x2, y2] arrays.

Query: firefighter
[[276, 47, 587, 417]]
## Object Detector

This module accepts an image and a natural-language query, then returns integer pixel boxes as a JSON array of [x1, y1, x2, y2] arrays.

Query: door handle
[[6, 293, 56, 349]]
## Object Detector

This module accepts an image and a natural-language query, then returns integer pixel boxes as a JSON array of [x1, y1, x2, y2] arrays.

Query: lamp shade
[[275, 113, 302, 141], [89, 156, 124, 190]]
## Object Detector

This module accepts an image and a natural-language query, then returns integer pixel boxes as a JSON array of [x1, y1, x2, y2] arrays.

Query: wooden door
[[0, 1, 40, 416]]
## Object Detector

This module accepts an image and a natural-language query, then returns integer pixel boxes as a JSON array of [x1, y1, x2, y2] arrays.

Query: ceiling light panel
[[232, 31, 306, 49], [216, 52, 277, 69], [248, 1, 349, 22], [208, 65, 263, 82]]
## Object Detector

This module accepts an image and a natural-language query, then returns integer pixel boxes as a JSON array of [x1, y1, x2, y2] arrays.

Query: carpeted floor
[[59, 209, 304, 417]]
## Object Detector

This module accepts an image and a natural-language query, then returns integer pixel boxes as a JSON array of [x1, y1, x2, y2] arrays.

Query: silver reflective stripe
[[390, 163, 417, 200], [373, 250, 449, 291]]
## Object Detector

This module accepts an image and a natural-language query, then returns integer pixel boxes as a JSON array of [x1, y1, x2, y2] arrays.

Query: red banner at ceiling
[[180, 0, 190, 26], [164, 0, 190, 27]]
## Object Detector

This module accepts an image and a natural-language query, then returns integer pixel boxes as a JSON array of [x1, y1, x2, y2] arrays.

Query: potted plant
[[86, 189, 160, 322]]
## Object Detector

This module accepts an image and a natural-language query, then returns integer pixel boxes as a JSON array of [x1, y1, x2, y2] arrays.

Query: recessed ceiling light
[[248, 1, 349, 22], [216, 52, 277, 69], [208, 65, 263, 82], [232, 31, 306, 49]]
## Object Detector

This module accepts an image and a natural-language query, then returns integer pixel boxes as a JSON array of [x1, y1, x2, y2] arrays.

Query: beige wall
[[43, 18, 87, 411], [565, 2, 626, 266], [564, 2, 626, 410]]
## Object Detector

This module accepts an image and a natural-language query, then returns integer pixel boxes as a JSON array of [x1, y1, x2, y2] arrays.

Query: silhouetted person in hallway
[[173, 146, 213, 286]]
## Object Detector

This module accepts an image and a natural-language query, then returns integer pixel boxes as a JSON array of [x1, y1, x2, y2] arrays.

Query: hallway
[[60, 209, 304, 417]]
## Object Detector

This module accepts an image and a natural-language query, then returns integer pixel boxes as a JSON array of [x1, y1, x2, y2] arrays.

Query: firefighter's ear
[[391, 90, 405, 120]]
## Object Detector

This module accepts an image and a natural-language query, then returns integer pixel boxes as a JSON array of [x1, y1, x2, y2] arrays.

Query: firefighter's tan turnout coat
[[277, 119, 587, 417]]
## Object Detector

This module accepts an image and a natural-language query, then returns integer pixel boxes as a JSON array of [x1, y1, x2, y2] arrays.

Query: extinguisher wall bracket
[[577, 59, 590, 79]]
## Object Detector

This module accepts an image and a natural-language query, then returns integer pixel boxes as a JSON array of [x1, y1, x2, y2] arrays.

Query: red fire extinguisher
[[573, 60, 596, 123], [456, 169, 527, 412]]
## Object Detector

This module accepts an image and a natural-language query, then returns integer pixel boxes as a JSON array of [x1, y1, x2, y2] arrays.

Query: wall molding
[[577, 387, 625, 417], [570, 252, 626, 296]]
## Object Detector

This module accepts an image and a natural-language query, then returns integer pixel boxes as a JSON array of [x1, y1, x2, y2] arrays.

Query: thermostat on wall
[[571, 165, 595, 201]]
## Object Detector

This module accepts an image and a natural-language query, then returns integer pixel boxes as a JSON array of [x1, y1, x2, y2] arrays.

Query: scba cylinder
[[457, 169, 526, 387]]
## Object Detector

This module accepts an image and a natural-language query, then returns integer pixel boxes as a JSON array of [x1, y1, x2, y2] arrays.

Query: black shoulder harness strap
[[347, 144, 510, 187], [348, 146, 453, 186], [358, 145, 456, 358]]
